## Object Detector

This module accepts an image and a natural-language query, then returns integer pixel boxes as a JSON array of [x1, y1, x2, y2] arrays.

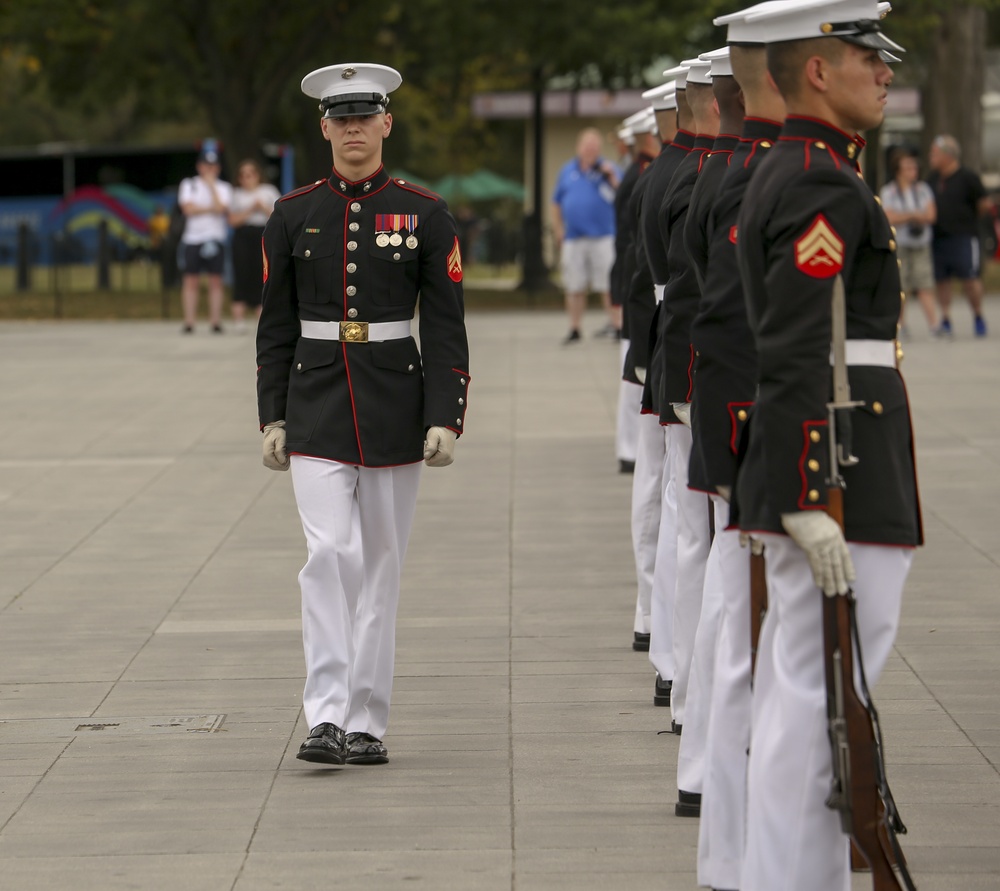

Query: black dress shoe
[[654, 673, 672, 707], [671, 719, 682, 735], [296, 722, 346, 765], [632, 632, 650, 652], [619, 459, 636, 474], [675, 789, 701, 818], [345, 731, 389, 765]]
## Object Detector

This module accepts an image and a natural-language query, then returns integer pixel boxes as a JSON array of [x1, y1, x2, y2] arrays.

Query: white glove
[[423, 426, 456, 467], [672, 402, 691, 427], [780, 511, 855, 596], [635, 366, 646, 384], [716, 484, 732, 502], [262, 421, 289, 471]]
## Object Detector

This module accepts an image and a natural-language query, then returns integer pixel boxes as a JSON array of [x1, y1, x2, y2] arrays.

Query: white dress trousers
[[616, 338, 641, 464], [669, 424, 712, 726], [740, 535, 912, 891], [648, 425, 677, 681], [697, 512, 752, 890], [631, 412, 666, 636], [290, 455, 423, 740], [677, 496, 728, 795]]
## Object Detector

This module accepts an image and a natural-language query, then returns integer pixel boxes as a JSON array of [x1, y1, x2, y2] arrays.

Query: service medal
[[376, 233, 390, 247], [406, 235, 418, 249], [389, 233, 403, 246]]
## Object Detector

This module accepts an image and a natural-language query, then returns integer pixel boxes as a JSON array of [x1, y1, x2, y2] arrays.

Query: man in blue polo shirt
[[552, 127, 622, 343]]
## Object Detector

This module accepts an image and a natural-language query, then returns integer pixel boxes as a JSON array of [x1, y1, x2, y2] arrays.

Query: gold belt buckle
[[339, 320, 368, 343]]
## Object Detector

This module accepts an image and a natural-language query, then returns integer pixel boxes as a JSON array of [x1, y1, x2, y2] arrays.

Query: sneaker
[[974, 315, 988, 337], [933, 318, 953, 338], [561, 329, 581, 345]]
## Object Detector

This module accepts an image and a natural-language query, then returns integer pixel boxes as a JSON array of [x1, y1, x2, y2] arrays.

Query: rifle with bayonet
[[822, 275, 916, 891]]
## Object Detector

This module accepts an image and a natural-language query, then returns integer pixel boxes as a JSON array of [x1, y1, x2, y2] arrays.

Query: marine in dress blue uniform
[[614, 109, 661, 476], [684, 18, 787, 888], [256, 63, 470, 768], [624, 78, 684, 704], [727, 4, 922, 888], [653, 58, 718, 768], [671, 46, 748, 833]]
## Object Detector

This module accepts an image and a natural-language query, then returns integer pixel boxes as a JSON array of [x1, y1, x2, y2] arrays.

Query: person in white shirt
[[228, 159, 281, 332], [178, 149, 233, 333], [879, 150, 938, 335]]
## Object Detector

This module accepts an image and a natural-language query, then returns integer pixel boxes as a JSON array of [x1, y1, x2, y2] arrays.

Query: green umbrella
[[432, 169, 525, 202]]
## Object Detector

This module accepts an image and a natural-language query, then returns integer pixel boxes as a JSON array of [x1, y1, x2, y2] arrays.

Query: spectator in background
[[178, 148, 233, 334], [552, 127, 621, 344], [927, 134, 991, 337], [228, 159, 280, 333], [880, 150, 938, 336]]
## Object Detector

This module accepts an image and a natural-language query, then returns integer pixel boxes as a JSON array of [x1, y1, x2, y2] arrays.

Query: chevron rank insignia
[[447, 236, 463, 283], [794, 214, 844, 278]]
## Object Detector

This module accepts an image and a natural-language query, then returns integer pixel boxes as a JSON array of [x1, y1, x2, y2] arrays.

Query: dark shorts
[[182, 241, 225, 276], [932, 234, 980, 282]]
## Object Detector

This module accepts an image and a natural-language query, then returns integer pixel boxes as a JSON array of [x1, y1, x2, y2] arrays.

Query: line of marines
[[610, 1, 921, 888]]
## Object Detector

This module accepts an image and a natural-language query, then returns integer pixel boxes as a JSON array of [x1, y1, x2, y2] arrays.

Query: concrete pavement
[[0, 304, 997, 890]]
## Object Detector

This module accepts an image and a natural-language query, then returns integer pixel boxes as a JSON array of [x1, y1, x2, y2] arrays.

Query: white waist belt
[[300, 319, 411, 343], [830, 339, 897, 368], [654, 283, 665, 304]]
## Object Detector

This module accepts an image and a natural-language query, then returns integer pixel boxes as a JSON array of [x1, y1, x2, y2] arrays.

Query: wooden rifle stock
[[823, 486, 916, 890]]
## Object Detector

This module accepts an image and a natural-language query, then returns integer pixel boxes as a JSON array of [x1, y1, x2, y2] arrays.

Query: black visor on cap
[[320, 93, 388, 118], [828, 19, 906, 54]]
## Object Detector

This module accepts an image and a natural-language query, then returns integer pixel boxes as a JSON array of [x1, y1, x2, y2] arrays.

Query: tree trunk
[[921, 4, 987, 170]]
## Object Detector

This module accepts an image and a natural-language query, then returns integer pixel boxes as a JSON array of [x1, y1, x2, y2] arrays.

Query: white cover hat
[[642, 80, 678, 111], [682, 56, 713, 85], [699, 47, 733, 78], [727, 0, 904, 52], [301, 63, 402, 118], [661, 61, 690, 88]]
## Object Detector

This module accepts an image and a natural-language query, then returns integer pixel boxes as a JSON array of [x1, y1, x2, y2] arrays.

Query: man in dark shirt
[[927, 134, 991, 337]]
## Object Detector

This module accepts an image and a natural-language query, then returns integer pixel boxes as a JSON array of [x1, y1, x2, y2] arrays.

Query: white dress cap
[[698, 47, 733, 78], [622, 109, 649, 130], [618, 127, 637, 145], [642, 80, 678, 111], [738, 0, 904, 52], [681, 57, 713, 86], [620, 109, 658, 137], [661, 62, 690, 88], [632, 108, 659, 135], [301, 63, 403, 118], [715, 0, 799, 45]]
